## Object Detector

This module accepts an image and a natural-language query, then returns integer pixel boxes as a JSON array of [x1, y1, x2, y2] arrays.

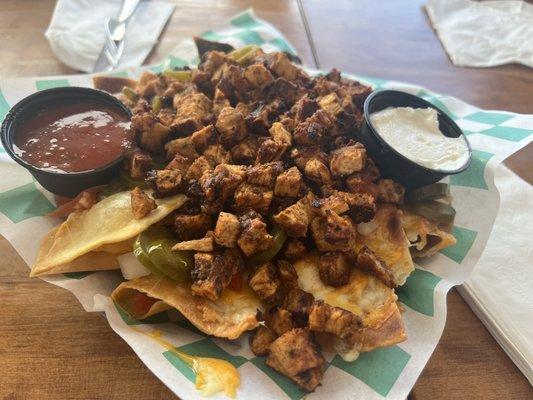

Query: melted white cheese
[[370, 107, 469, 171]]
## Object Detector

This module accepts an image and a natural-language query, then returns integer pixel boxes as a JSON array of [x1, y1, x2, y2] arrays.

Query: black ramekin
[[1, 86, 131, 197], [359, 90, 472, 190]]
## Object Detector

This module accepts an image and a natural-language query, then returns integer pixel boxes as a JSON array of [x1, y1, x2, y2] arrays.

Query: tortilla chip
[[112, 274, 261, 339], [357, 204, 414, 285], [294, 253, 406, 360], [31, 191, 186, 277], [401, 210, 457, 258]]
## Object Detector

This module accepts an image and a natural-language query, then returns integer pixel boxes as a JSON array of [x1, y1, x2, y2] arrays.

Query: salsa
[[13, 100, 132, 173]]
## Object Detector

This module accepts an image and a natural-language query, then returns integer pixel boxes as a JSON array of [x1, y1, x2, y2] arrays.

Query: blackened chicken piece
[[231, 136, 259, 164], [266, 52, 306, 82], [237, 212, 273, 256], [318, 92, 343, 118], [266, 307, 295, 336], [273, 198, 311, 238], [146, 169, 182, 198], [190, 125, 216, 152], [127, 148, 153, 180], [291, 95, 319, 123], [277, 260, 299, 289], [346, 192, 377, 223], [356, 246, 396, 288], [174, 214, 212, 241], [200, 164, 247, 202], [171, 92, 212, 135], [173, 235, 214, 252], [345, 173, 379, 198], [245, 102, 270, 135], [214, 211, 241, 248], [203, 144, 233, 165], [308, 300, 362, 339], [290, 146, 328, 171], [130, 187, 157, 219], [377, 179, 405, 205], [274, 167, 302, 197], [132, 110, 171, 152], [185, 156, 213, 180], [282, 239, 307, 263], [250, 325, 276, 356], [244, 63, 274, 89], [215, 106, 247, 147], [293, 110, 335, 146], [165, 136, 199, 160], [283, 288, 314, 327], [310, 213, 356, 252], [266, 329, 326, 392], [166, 153, 192, 175], [234, 182, 273, 214], [269, 121, 292, 147], [199, 50, 231, 75], [304, 159, 332, 185], [248, 262, 281, 304], [255, 139, 286, 164], [264, 77, 302, 105], [318, 252, 351, 287], [191, 249, 244, 300], [329, 144, 367, 177], [310, 194, 349, 217], [246, 161, 283, 188]]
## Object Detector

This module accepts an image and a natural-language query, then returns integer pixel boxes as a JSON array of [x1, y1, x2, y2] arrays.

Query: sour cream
[[370, 107, 469, 171]]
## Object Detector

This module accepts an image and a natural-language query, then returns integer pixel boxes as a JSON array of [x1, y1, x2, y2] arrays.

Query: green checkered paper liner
[[0, 9, 531, 400]]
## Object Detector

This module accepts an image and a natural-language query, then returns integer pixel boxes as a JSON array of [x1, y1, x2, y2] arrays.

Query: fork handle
[[117, 0, 141, 23]]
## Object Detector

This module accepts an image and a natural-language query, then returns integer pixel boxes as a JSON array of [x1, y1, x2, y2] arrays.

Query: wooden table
[[0, 1, 531, 399]]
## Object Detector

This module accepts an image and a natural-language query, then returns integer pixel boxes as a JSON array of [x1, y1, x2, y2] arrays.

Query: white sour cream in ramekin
[[370, 107, 469, 171]]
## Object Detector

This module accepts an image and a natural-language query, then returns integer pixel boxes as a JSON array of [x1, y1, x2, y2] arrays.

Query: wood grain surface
[[0, 1, 532, 399]]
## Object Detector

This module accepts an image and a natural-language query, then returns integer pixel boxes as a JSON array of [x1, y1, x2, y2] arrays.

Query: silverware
[[93, 0, 141, 73]]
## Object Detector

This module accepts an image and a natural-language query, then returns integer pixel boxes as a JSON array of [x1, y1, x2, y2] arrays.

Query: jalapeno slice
[[133, 236, 165, 277], [228, 45, 260, 65], [122, 86, 139, 103], [137, 226, 194, 282], [162, 70, 192, 81], [151, 95, 163, 114], [407, 183, 450, 202], [407, 201, 456, 224], [245, 227, 287, 267]]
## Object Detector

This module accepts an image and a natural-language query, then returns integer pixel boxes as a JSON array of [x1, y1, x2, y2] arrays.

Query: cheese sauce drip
[[370, 107, 469, 171], [135, 328, 240, 398]]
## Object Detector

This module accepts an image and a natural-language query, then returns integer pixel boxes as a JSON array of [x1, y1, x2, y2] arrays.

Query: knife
[[93, 0, 141, 73]]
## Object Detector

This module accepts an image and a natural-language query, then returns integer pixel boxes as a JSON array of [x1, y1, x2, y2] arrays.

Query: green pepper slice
[[162, 70, 192, 81], [133, 236, 166, 277], [406, 201, 456, 224], [245, 227, 287, 267], [137, 226, 194, 282], [122, 86, 139, 103], [151, 95, 163, 114], [407, 183, 450, 203], [228, 45, 259, 65]]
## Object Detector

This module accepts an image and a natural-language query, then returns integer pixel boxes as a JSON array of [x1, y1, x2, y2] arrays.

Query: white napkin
[[425, 0, 533, 68], [45, 0, 175, 73], [458, 165, 533, 384]]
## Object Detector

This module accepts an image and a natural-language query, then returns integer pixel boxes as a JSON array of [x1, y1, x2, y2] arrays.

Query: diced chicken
[[130, 187, 157, 219], [191, 249, 243, 300], [199, 50, 229, 75], [329, 190, 377, 223], [282, 239, 307, 263], [267, 52, 302, 81], [290, 146, 328, 171], [274, 167, 302, 197], [277, 260, 299, 289], [304, 159, 331, 185], [237, 213, 273, 256], [214, 212, 241, 247], [215, 106, 247, 147], [245, 102, 270, 134], [310, 213, 356, 252], [269, 122, 292, 147], [185, 156, 213, 180], [291, 96, 319, 123], [234, 182, 273, 214], [174, 214, 212, 241], [292, 110, 336, 146], [356, 245, 396, 288], [266, 307, 295, 336], [377, 179, 405, 205], [138, 121, 171, 152], [231, 137, 259, 164], [146, 169, 182, 198], [255, 139, 286, 164], [309, 194, 349, 216], [200, 164, 247, 202], [318, 92, 343, 117], [318, 252, 351, 287], [157, 108, 174, 127], [127, 148, 152, 179], [283, 288, 314, 326], [190, 125, 215, 152], [273, 199, 310, 238], [345, 173, 379, 198], [165, 136, 199, 160], [248, 262, 281, 303], [165, 154, 191, 177], [329, 144, 366, 177], [246, 161, 283, 188], [266, 329, 326, 392], [172, 235, 214, 252], [171, 92, 212, 135], [203, 144, 233, 165], [250, 325, 276, 356], [244, 64, 274, 89], [308, 300, 362, 339]]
